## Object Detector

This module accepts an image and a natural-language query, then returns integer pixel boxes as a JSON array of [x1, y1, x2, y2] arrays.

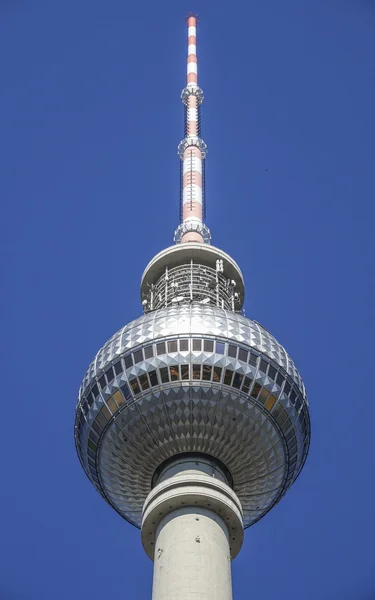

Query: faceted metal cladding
[[74, 304, 310, 529]]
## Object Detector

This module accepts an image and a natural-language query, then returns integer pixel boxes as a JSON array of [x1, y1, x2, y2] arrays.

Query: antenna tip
[[185, 12, 199, 24]]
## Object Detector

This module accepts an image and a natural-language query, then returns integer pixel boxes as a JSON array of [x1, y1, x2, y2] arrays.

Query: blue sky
[[2, 0, 375, 598]]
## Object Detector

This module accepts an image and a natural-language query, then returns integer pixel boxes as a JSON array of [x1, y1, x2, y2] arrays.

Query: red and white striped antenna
[[174, 14, 211, 244]]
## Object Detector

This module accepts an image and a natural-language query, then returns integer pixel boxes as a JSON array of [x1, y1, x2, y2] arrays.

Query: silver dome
[[75, 304, 310, 528]]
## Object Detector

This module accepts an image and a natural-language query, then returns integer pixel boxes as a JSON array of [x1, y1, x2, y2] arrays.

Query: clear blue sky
[[2, 0, 375, 598]]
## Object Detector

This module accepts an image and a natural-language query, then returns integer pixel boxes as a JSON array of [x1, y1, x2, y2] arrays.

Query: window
[[202, 364, 212, 380], [133, 349, 143, 364], [169, 366, 179, 381], [249, 352, 258, 366], [156, 342, 166, 356], [124, 355, 133, 369], [129, 378, 140, 395], [251, 382, 262, 399], [88, 438, 97, 453], [242, 376, 252, 394], [114, 361, 122, 376], [113, 390, 125, 407], [107, 397, 117, 414], [265, 395, 277, 411], [144, 345, 153, 359], [139, 374, 150, 390], [213, 366, 222, 382], [284, 381, 291, 395], [168, 340, 178, 353], [228, 345, 237, 358], [193, 339, 202, 352], [224, 369, 234, 386], [276, 372, 284, 387], [92, 421, 102, 436], [100, 405, 111, 420], [290, 389, 297, 403], [181, 364, 189, 380], [259, 359, 268, 374], [179, 339, 189, 352], [89, 430, 99, 443], [105, 366, 114, 383], [295, 397, 302, 411], [87, 393, 94, 408], [160, 367, 169, 383], [204, 339, 214, 353], [286, 429, 296, 443], [92, 384, 99, 398], [149, 370, 158, 386], [238, 348, 248, 362], [233, 373, 243, 389], [193, 364, 201, 379], [96, 413, 107, 429], [99, 375, 106, 390], [268, 365, 277, 381], [120, 383, 131, 399], [259, 387, 269, 404], [216, 342, 225, 355], [81, 400, 88, 415]]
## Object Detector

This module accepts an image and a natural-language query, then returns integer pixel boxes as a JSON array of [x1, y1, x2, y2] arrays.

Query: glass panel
[[107, 397, 117, 414], [179, 339, 189, 352], [181, 364, 189, 380], [258, 387, 269, 404], [290, 389, 297, 403], [96, 413, 107, 428], [224, 369, 234, 386], [105, 366, 114, 383], [265, 394, 277, 411], [295, 397, 302, 411], [160, 367, 169, 383], [81, 401, 88, 415], [133, 349, 143, 364], [192, 339, 202, 352], [268, 365, 277, 381], [276, 372, 284, 387], [92, 421, 102, 436], [202, 364, 212, 380], [124, 354, 133, 368], [144, 345, 153, 359], [129, 378, 140, 395], [113, 390, 125, 407], [139, 374, 149, 390], [228, 345, 237, 358], [259, 359, 268, 374], [87, 393, 94, 408], [169, 366, 179, 381], [286, 429, 296, 443], [114, 361, 122, 376], [213, 366, 222, 382], [284, 381, 291, 395], [157, 342, 166, 355], [120, 383, 131, 399], [168, 340, 178, 353], [251, 382, 262, 399], [99, 375, 106, 390], [216, 342, 225, 355], [249, 352, 258, 366], [242, 376, 252, 393], [89, 430, 99, 443], [238, 348, 248, 362], [92, 384, 99, 398], [100, 405, 111, 421], [203, 340, 214, 352], [193, 364, 201, 379], [88, 438, 97, 452], [149, 370, 158, 386], [233, 373, 243, 389]]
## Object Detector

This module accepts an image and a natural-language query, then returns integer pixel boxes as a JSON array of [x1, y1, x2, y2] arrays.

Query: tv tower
[[74, 14, 311, 600]]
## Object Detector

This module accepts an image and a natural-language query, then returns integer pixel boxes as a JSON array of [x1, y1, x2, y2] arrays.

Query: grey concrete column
[[141, 456, 244, 600]]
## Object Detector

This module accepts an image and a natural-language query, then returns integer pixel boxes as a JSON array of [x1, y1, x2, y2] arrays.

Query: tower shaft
[[141, 455, 243, 600]]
